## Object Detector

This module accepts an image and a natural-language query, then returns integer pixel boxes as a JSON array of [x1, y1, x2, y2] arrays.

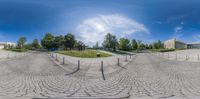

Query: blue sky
[[0, 0, 200, 45]]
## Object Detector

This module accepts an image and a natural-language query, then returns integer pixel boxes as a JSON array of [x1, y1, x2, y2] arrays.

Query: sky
[[0, 0, 200, 45]]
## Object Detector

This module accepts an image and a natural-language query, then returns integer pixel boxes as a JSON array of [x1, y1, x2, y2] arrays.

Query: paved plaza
[[0, 50, 200, 99]]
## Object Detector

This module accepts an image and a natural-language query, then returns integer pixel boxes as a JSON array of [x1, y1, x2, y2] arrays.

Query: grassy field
[[56, 50, 112, 58], [5, 48, 28, 52]]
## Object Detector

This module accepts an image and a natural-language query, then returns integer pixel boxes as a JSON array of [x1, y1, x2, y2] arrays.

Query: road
[[0, 51, 200, 99]]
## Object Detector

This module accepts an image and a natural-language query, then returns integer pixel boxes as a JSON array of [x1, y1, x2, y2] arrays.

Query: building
[[164, 38, 187, 49], [0, 42, 16, 49], [164, 38, 200, 49]]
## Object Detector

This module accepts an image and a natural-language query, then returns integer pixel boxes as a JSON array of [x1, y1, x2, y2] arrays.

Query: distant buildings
[[0, 42, 16, 49], [164, 38, 200, 49]]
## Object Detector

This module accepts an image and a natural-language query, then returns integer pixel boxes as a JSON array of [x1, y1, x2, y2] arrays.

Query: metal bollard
[[78, 60, 80, 70], [101, 61, 105, 80], [117, 58, 120, 66], [7, 53, 9, 58], [63, 57, 65, 65], [130, 55, 131, 59], [56, 54, 58, 61], [168, 53, 169, 58], [125, 55, 128, 62], [175, 54, 177, 60], [186, 55, 187, 60], [198, 54, 199, 60]]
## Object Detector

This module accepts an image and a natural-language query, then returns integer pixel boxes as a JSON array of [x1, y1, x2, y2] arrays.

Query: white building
[[0, 42, 16, 49]]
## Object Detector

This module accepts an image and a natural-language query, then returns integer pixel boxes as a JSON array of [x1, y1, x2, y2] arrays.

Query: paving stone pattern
[[0, 50, 200, 99]]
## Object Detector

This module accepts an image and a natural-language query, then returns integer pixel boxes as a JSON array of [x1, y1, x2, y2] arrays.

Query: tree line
[[5, 33, 164, 51], [95, 33, 164, 51]]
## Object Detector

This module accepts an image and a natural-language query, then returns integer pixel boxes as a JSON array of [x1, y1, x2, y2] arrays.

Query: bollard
[[56, 54, 58, 60], [101, 61, 105, 80], [198, 54, 199, 60], [186, 55, 187, 60], [63, 57, 65, 65], [175, 54, 177, 60], [129, 55, 131, 59], [168, 53, 169, 58], [117, 58, 120, 66], [125, 55, 128, 62], [78, 60, 80, 70], [7, 53, 9, 58]]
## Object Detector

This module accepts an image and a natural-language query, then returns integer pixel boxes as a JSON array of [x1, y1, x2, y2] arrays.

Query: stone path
[[0, 50, 200, 98]]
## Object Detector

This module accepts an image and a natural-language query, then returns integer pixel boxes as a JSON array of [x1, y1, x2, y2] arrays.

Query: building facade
[[0, 42, 16, 49], [164, 38, 187, 49], [164, 38, 200, 49]]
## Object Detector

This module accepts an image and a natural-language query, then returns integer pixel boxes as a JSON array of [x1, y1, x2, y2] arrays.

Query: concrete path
[[0, 51, 200, 98]]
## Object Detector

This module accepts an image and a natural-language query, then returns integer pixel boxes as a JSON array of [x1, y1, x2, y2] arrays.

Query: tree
[[131, 39, 138, 50], [64, 33, 76, 50], [148, 44, 153, 49], [75, 41, 85, 51], [137, 40, 142, 50], [119, 38, 130, 51], [53, 35, 64, 49], [102, 33, 118, 51], [93, 42, 99, 49], [152, 40, 163, 49], [32, 39, 40, 49], [41, 33, 54, 49], [17, 37, 27, 49]]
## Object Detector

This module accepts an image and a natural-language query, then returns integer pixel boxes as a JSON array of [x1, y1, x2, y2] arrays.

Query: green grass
[[150, 49, 175, 52], [5, 48, 28, 52], [56, 50, 112, 58]]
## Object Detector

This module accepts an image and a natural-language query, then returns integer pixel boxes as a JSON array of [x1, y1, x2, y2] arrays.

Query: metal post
[[186, 55, 187, 60], [7, 53, 9, 58], [168, 53, 169, 58], [125, 55, 127, 62], [56, 54, 58, 60], [117, 58, 120, 66], [63, 57, 65, 65], [101, 61, 105, 80], [175, 54, 177, 60], [78, 60, 80, 70], [198, 54, 200, 60]]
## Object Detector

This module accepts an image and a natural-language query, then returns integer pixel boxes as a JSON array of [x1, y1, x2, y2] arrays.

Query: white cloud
[[173, 26, 183, 39], [76, 14, 149, 46]]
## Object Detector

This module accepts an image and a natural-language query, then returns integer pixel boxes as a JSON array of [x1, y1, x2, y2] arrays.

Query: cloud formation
[[76, 14, 149, 46], [173, 26, 183, 39]]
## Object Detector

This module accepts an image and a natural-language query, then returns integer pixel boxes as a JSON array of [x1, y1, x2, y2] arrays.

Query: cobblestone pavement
[[0, 51, 200, 99]]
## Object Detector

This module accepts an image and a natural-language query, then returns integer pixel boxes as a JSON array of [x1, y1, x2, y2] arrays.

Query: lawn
[[5, 48, 28, 52], [56, 50, 112, 58]]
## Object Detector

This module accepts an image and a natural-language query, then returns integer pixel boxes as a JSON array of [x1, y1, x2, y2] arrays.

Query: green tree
[[137, 40, 142, 50], [64, 33, 76, 50], [53, 35, 64, 49], [131, 39, 138, 50], [75, 41, 85, 51], [32, 39, 40, 49], [102, 33, 118, 51], [17, 37, 27, 49], [119, 38, 130, 51], [93, 42, 99, 49], [153, 40, 163, 49], [41, 33, 54, 49]]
